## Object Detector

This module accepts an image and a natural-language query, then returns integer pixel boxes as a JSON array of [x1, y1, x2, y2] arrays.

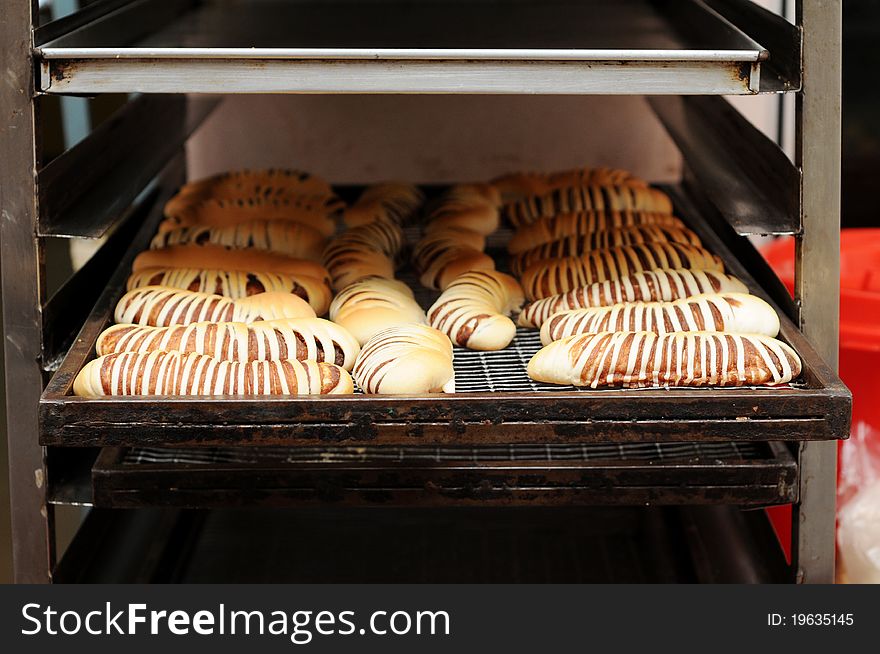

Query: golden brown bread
[[322, 220, 406, 291], [74, 351, 352, 397], [329, 277, 426, 345], [519, 243, 724, 301], [528, 331, 801, 388], [132, 244, 330, 282], [509, 225, 702, 276], [150, 220, 328, 261], [115, 286, 316, 327], [126, 267, 332, 315], [343, 183, 424, 227], [539, 293, 781, 345], [491, 167, 646, 203], [518, 268, 749, 328], [428, 271, 524, 350], [96, 317, 361, 370]]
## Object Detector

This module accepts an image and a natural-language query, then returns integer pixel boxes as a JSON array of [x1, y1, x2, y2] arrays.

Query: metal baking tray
[[37, 0, 768, 95], [39, 183, 851, 447]]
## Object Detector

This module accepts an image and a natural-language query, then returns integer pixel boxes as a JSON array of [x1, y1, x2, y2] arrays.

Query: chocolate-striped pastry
[[528, 331, 801, 388], [509, 225, 702, 276], [520, 243, 724, 301], [329, 277, 426, 346], [428, 271, 524, 350], [505, 185, 673, 228], [150, 220, 327, 261], [73, 350, 353, 397], [126, 268, 332, 315], [540, 293, 780, 345], [96, 317, 360, 370], [344, 183, 424, 227], [518, 268, 748, 328], [353, 324, 455, 394], [507, 211, 686, 254], [322, 219, 406, 291], [491, 167, 645, 203], [115, 287, 316, 327]]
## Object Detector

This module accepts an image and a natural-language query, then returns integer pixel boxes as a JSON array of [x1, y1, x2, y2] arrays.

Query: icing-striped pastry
[[412, 229, 495, 290], [73, 350, 352, 397], [114, 286, 316, 327], [491, 167, 646, 203], [520, 243, 724, 301], [424, 184, 501, 235], [322, 219, 406, 291], [96, 317, 360, 370], [353, 324, 455, 394], [329, 277, 426, 346], [428, 271, 525, 350], [150, 220, 327, 261], [528, 331, 801, 388], [126, 268, 332, 315], [509, 225, 702, 276], [518, 269, 748, 328], [505, 185, 673, 228], [540, 293, 780, 345], [507, 211, 686, 254], [343, 183, 424, 227]]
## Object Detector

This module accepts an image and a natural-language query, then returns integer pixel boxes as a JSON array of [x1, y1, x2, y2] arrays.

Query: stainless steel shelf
[[37, 0, 768, 95]]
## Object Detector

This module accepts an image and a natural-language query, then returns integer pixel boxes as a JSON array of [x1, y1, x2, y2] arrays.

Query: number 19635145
[[768, 613, 854, 627]]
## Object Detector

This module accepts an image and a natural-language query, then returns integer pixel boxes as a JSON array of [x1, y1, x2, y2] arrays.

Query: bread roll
[[509, 225, 702, 276], [420, 248, 495, 291], [520, 243, 724, 301], [424, 184, 501, 235], [528, 331, 801, 388], [491, 167, 645, 203], [353, 324, 455, 394], [74, 350, 352, 397], [507, 211, 686, 254], [115, 287, 315, 327], [159, 196, 337, 237], [150, 220, 327, 261], [412, 229, 486, 266], [96, 317, 360, 370], [165, 168, 338, 217], [428, 271, 524, 350], [505, 185, 673, 228], [329, 277, 426, 345], [126, 268, 332, 315], [132, 244, 330, 282], [322, 220, 405, 291], [344, 183, 424, 227], [518, 268, 749, 328], [540, 293, 780, 345]]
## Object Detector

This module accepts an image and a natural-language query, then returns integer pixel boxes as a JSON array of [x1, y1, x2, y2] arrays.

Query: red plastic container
[[761, 229, 880, 560]]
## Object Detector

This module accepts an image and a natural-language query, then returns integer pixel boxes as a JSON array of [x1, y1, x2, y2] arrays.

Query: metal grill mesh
[[121, 441, 769, 466]]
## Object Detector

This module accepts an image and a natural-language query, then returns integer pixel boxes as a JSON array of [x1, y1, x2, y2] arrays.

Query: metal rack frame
[[1, 0, 843, 583]]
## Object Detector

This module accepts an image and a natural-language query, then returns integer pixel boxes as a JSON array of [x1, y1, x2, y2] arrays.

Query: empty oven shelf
[[91, 440, 797, 508], [37, 0, 767, 94]]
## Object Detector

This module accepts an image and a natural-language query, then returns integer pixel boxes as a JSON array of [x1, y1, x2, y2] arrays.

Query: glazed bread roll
[[491, 167, 645, 203], [428, 271, 524, 350], [96, 317, 360, 370], [159, 197, 337, 238], [528, 331, 801, 388], [520, 243, 724, 301], [353, 324, 455, 394], [344, 183, 424, 227], [507, 211, 686, 254], [419, 247, 495, 291], [74, 351, 352, 397], [165, 168, 336, 216], [115, 287, 316, 327], [424, 184, 501, 236], [540, 293, 780, 345], [509, 225, 702, 276], [126, 268, 332, 315], [413, 229, 486, 263], [150, 220, 327, 261], [132, 244, 330, 282], [322, 220, 405, 291], [505, 185, 673, 228], [518, 268, 748, 328], [329, 277, 426, 345]]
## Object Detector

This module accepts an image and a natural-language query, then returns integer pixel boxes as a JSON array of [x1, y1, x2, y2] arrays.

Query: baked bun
[[518, 268, 748, 328], [329, 277, 426, 345], [115, 286, 315, 327], [540, 292, 780, 345], [428, 271, 524, 350], [74, 350, 352, 397], [322, 219, 405, 291], [528, 331, 801, 388], [353, 324, 455, 394], [126, 268, 332, 315], [344, 183, 424, 227], [491, 167, 645, 203], [420, 248, 495, 291]]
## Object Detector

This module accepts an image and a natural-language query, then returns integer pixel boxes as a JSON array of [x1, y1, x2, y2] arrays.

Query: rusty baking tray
[[39, 184, 851, 447]]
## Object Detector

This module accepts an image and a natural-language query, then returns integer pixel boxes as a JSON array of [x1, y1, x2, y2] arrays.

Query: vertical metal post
[[0, 0, 54, 583], [793, 0, 842, 584]]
